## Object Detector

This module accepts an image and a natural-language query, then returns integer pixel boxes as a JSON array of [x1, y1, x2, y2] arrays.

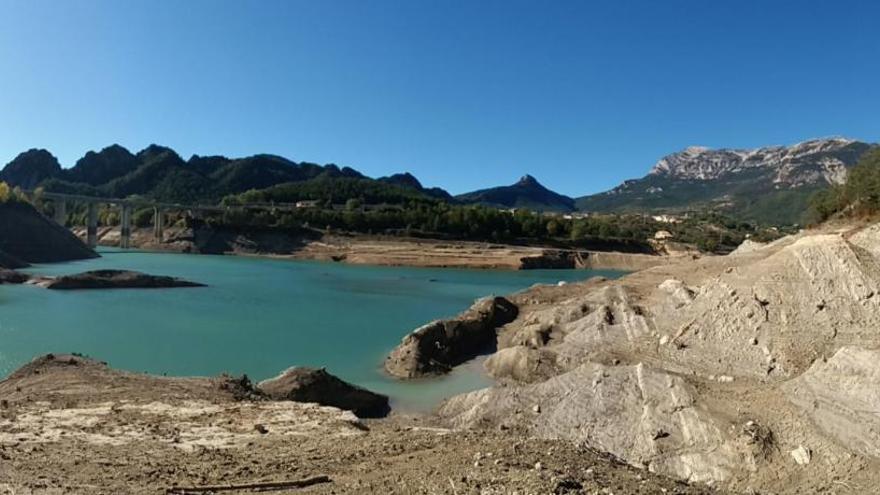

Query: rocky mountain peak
[[516, 174, 540, 187], [380, 172, 424, 190], [0, 149, 63, 189], [456, 174, 574, 212], [649, 137, 862, 182]]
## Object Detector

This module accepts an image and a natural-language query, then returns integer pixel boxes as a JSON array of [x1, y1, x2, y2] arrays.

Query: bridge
[[26, 191, 311, 249]]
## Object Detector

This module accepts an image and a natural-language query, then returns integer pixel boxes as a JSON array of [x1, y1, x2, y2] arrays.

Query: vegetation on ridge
[[808, 148, 880, 223]]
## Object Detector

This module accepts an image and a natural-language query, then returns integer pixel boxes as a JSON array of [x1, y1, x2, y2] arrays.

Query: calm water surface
[[0, 249, 624, 410]]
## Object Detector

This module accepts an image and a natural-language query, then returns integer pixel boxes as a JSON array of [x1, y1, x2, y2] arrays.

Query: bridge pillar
[[153, 207, 164, 242], [54, 200, 67, 226], [87, 203, 98, 248], [120, 204, 132, 249]]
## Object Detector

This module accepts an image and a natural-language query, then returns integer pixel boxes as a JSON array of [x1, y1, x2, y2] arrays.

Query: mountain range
[[577, 137, 875, 224], [0, 145, 429, 204], [0, 137, 875, 224]]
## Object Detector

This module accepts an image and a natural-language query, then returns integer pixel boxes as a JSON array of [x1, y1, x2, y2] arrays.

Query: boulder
[[257, 367, 389, 418], [37, 270, 205, 290], [657, 278, 696, 307], [385, 296, 518, 379]]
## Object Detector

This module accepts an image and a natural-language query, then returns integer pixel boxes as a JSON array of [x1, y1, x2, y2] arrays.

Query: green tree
[[0, 182, 11, 203]]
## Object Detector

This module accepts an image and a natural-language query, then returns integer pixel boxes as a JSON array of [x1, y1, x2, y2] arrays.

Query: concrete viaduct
[[27, 191, 306, 249]]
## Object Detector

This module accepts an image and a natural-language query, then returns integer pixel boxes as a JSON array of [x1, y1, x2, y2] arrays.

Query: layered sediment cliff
[[436, 221, 880, 492]]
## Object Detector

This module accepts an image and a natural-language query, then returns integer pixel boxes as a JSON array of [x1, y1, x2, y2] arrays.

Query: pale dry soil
[[436, 219, 880, 494], [0, 356, 714, 495]]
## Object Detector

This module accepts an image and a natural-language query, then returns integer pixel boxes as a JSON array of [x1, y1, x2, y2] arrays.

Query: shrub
[[0, 182, 11, 203]]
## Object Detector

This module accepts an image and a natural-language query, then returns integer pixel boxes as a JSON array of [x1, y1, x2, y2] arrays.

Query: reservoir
[[0, 249, 624, 410]]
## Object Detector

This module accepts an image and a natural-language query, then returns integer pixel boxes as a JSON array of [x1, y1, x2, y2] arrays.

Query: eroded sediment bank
[[75, 224, 684, 271], [416, 221, 880, 493]]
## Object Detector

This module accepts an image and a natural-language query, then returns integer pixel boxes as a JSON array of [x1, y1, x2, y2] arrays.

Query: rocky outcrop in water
[[258, 367, 389, 418], [35, 270, 205, 290], [0, 268, 29, 284], [384, 296, 518, 379]]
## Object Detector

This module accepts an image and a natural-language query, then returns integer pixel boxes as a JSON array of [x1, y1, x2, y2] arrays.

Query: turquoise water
[[0, 249, 624, 410]]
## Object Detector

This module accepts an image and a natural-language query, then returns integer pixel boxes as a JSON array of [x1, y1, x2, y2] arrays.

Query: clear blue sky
[[0, 0, 878, 196]]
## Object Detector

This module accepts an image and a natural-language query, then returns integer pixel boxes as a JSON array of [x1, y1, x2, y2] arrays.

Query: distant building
[[562, 212, 592, 220], [651, 214, 681, 224], [295, 200, 320, 208], [654, 230, 674, 240]]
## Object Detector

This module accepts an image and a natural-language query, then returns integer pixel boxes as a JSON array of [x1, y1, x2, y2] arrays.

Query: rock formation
[[577, 137, 876, 224], [258, 367, 390, 418], [32, 269, 205, 290], [438, 222, 880, 492], [0, 268, 30, 284], [385, 296, 518, 378]]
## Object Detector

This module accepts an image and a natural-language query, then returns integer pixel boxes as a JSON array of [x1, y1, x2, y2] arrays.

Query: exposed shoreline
[[8, 220, 880, 492], [74, 225, 689, 272], [0, 354, 717, 494]]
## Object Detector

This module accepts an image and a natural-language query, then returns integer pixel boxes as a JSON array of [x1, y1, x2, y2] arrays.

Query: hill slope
[[456, 175, 575, 212], [0, 201, 97, 267], [577, 138, 875, 224]]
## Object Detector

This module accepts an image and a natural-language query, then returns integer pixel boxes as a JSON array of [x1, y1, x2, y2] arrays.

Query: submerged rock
[[384, 296, 519, 379], [36, 269, 205, 290], [258, 367, 389, 418]]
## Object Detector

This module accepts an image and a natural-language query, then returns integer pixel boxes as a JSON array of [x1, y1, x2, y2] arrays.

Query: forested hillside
[[0, 145, 438, 205]]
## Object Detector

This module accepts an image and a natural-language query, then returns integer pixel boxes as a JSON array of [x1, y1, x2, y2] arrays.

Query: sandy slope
[[436, 221, 880, 493]]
